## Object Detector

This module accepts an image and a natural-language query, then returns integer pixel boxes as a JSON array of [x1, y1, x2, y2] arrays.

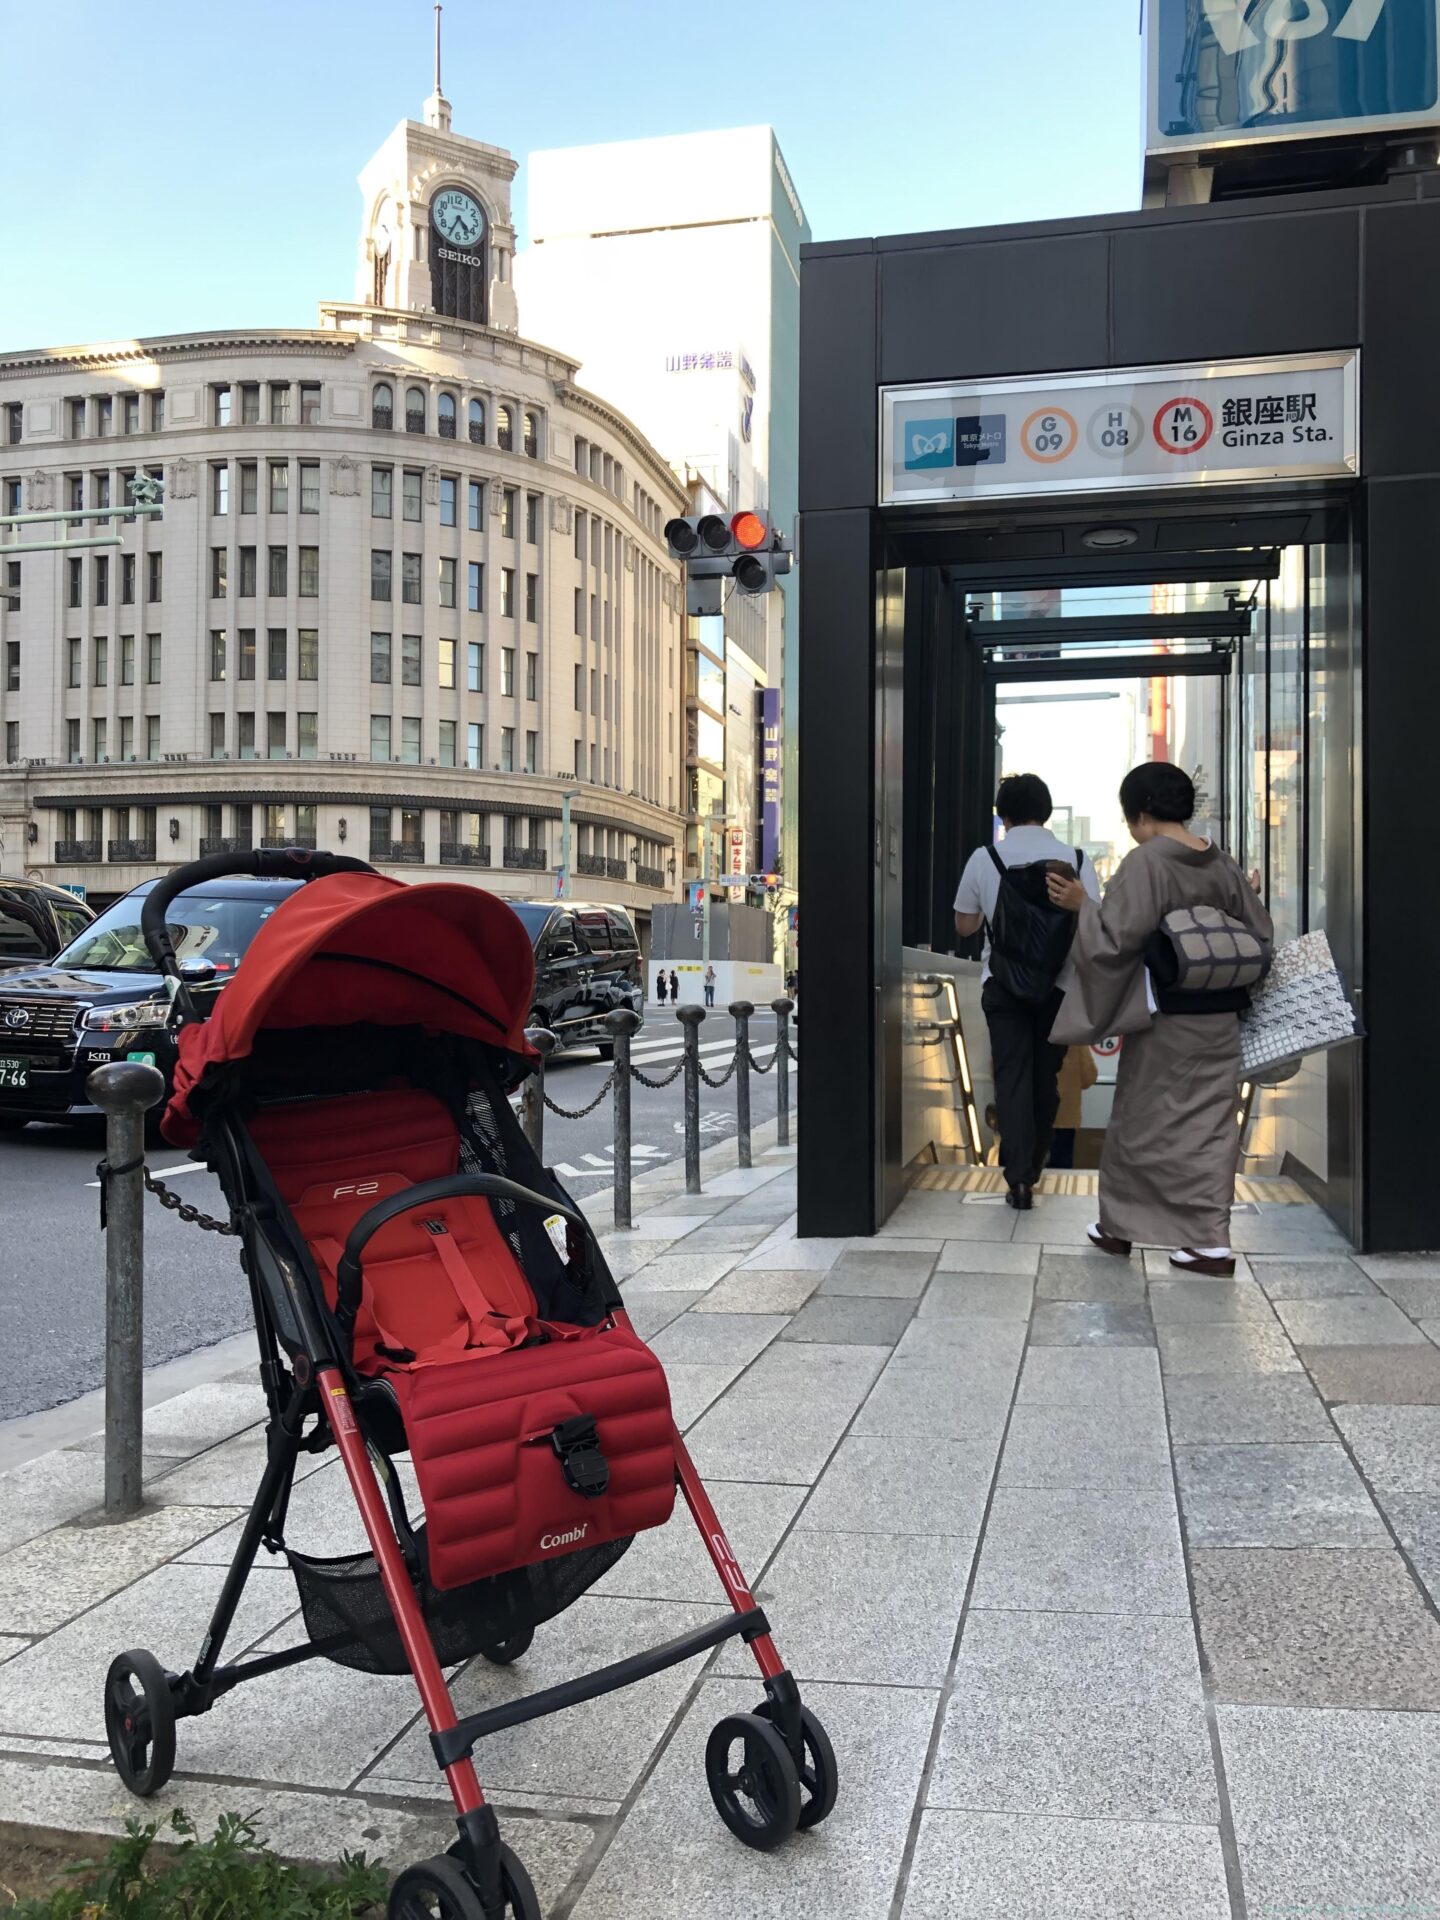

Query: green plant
[[11, 1810, 389, 1919]]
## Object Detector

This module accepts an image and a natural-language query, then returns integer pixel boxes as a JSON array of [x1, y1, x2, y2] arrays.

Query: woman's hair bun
[[1119, 761, 1195, 824]]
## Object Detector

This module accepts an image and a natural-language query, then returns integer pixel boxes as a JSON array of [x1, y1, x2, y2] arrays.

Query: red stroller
[[102, 848, 835, 1920]]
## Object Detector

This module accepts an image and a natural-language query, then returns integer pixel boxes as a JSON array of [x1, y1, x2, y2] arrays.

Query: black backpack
[[985, 844, 1083, 1005]]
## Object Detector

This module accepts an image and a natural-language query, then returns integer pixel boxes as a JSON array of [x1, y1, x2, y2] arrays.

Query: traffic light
[[664, 511, 792, 615]]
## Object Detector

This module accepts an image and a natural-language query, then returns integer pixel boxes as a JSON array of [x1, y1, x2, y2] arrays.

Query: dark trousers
[[982, 979, 1066, 1187]]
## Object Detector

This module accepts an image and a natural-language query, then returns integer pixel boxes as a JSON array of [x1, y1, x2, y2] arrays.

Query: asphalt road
[[0, 1007, 792, 1424]]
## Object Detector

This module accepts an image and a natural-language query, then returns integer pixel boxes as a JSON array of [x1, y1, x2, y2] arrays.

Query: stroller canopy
[[166, 872, 535, 1140]]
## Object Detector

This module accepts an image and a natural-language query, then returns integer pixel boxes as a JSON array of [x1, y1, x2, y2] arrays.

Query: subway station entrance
[[797, 178, 1440, 1251]]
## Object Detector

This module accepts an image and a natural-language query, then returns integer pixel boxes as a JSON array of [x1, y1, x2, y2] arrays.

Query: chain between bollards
[[605, 1007, 642, 1230], [730, 1000, 754, 1170], [88, 1059, 166, 1520], [520, 1026, 558, 1159], [676, 1003, 707, 1195], [772, 996, 794, 1147]]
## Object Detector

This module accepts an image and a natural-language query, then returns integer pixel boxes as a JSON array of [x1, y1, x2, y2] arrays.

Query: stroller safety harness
[[101, 847, 836, 1920]]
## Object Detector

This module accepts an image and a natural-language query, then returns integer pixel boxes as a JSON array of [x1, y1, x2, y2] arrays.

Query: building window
[[149, 391, 165, 430], [270, 383, 292, 426], [439, 637, 456, 689], [94, 555, 109, 606], [4, 721, 16, 765], [267, 629, 287, 679], [67, 556, 82, 607], [240, 382, 260, 426], [526, 493, 539, 543], [66, 718, 81, 762], [405, 387, 426, 434], [268, 546, 287, 596], [373, 383, 393, 429], [68, 398, 88, 438], [497, 405, 513, 452], [591, 668, 598, 714], [369, 806, 390, 857], [67, 637, 81, 687], [297, 712, 318, 760], [468, 560, 482, 612], [468, 641, 483, 691], [574, 587, 583, 635], [213, 385, 231, 427], [400, 716, 421, 764], [269, 461, 289, 514], [145, 715, 160, 760], [120, 634, 135, 686], [4, 641, 18, 693], [209, 630, 227, 681], [146, 634, 162, 683], [438, 557, 456, 607], [208, 714, 224, 758], [211, 548, 227, 597], [121, 552, 136, 604], [525, 730, 537, 772], [298, 628, 318, 680], [66, 473, 83, 513], [239, 461, 258, 513], [299, 462, 320, 513], [211, 463, 229, 514], [4, 559, 17, 611], [438, 392, 456, 439], [440, 474, 457, 526], [500, 487, 516, 538], [525, 573, 537, 622], [501, 647, 515, 697], [370, 715, 391, 761], [525, 651, 537, 700], [500, 726, 514, 772], [501, 567, 514, 618], [119, 716, 134, 762], [92, 718, 107, 762], [266, 712, 286, 759], [574, 437, 587, 475], [523, 412, 538, 458], [468, 478, 483, 530], [438, 718, 457, 766], [93, 636, 108, 687], [238, 628, 256, 680], [147, 552, 162, 603], [2, 478, 18, 515], [91, 470, 110, 527], [574, 663, 582, 710], [371, 550, 391, 599], [466, 722, 482, 769], [239, 546, 257, 596], [372, 466, 393, 518], [468, 398, 485, 444], [299, 382, 321, 426], [402, 469, 422, 521], [6, 402, 23, 444], [370, 634, 391, 683], [402, 553, 421, 604], [238, 712, 256, 759], [95, 396, 113, 437], [401, 633, 421, 685], [298, 546, 319, 596]]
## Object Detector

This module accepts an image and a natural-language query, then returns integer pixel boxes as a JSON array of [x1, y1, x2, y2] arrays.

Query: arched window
[[497, 404, 513, 453], [405, 386, 426, 435], [522, 411, 538, 458], [437, 392, 456, 439], [372, 383, 393, 429], [468, 398, 486, 444]]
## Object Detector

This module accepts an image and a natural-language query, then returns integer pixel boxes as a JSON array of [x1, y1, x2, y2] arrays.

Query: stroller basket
[[289, 1528, 634, 1675]]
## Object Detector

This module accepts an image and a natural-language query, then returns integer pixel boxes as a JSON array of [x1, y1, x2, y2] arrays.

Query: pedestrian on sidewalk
[[954, 772, 1100, 1210], [1047, 761, 1272, 1276], [655, 966, 668, 1004], [703, 965, 716, 1007], [1047, 1045, 1098, 1170], [669, 970, 680, 1005]]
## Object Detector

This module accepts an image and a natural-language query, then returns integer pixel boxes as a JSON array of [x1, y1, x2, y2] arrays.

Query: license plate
[[0, 1056, 29, 1090]]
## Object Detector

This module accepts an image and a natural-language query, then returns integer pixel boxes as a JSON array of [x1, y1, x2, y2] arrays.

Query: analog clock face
[[432, 189, 485, 250]]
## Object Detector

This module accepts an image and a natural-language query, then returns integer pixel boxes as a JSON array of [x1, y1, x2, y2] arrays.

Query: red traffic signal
[[730, 510, 768, 550]]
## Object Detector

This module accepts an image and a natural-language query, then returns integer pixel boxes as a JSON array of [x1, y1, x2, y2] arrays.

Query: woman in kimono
[[1046, 763, 1271, 1277]]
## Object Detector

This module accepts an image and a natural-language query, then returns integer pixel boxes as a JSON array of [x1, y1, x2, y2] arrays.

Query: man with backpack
[[954, 773, 1101, 1209]]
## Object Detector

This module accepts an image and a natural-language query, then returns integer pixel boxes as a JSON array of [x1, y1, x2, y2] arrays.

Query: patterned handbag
[[1238, 930, 1359, 1080]]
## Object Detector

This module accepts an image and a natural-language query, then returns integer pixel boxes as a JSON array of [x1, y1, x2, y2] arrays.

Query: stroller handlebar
[[140, 847, 377, 983]]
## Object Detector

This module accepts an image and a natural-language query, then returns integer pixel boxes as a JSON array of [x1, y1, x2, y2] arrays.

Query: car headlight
[[81, 998, 170, 1033]]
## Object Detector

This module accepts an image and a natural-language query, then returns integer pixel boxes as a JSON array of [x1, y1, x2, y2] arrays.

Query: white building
[[0, 83, 688, 917], [516, 127, 810, 896]]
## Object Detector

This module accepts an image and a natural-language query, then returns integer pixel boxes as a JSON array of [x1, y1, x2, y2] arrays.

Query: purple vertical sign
[[761, 689, 781, 873]]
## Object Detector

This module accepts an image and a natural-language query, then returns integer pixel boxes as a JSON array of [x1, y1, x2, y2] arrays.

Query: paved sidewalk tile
[[1249, 1255, 1378, 1300], [1017, 1348, 1164, 1411], [1357, 1252, 1440, 1282], [940, 1241, 1040, 1276], [901, 1809, 1231, 1920], [1370, 1271, 1440, 1318], [1163, 1373, 1334, 1444], [1299, 1343, 1440, 1405], [1028, 1302, 1155, 1347], [881, 1196, 1018, 1242], [661, 1362, 751, 1431], [1273, 1295, 1428, 1346], [618, 1289, 703, 1340], [737, 1236, 846, 1273], [1332, 1405, 1440, 1492], [971, 1488, 1190, 1617], [1232, 1209, 1351, 1254], [1384, 1493, 1440, 1607], [820, 1247, 936, 1296], [568, 1678, 935, 1920], [998, 1404, 1172, 1493], [1147, 1279, 1277, 1325], [920, 1272, 1034, 1318], [780, 1294, 915, 1346], [0, 1504, 241, 1636], [614, 1249, 739, 1292], [1174, 1443, 1387, 1547], [1036, 1251, 1146, 1302], [1220, 1703, 1440, 1916], [593, 1482, 805, 1605], [0, 1453, 108, 1555], [953, 1608, 1203, 1704], [689, 1269, 819, 1315], [648, 1311, 788, 1370], [65, 1382, 266, 1458], [1192, 1547, 1440, 1708], [1156, 1322, 1302, 1377], [684, 1341, 888, 1485], [851, 1356, 1014, 1446], [144, 1425, 330, 1506], [797, 1434, 997, 1537]]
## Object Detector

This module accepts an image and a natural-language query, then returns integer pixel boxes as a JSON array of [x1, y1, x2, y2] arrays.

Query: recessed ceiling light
[[1081, 526, 1139, 550]]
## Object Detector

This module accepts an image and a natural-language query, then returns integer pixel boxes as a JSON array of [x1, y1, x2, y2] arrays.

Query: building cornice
[[0, 331, 357, 379], [560, 386, 688, 508]]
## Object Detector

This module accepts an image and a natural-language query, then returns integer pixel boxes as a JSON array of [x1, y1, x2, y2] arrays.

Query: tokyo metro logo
[[903, 418, 954, 471]]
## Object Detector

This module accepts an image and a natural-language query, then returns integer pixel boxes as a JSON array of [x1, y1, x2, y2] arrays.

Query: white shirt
[[954, 824, 1102, 984]]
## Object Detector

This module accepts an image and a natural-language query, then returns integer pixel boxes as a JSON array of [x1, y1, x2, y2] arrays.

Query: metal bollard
[[771, 996, 794, 1147], [87, 1059, 166, 1520], [605, 1008, 642, 1230], [729, 1000, 755, 1170], [520, 1027, 557, 1159], [677, 1003, 707, 1194]]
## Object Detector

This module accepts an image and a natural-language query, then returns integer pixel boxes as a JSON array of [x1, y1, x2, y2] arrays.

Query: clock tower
[[356, 19, 518, 331]]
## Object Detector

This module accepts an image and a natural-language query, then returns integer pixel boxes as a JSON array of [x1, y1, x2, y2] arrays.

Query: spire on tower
[[424, 0, 452, 132]]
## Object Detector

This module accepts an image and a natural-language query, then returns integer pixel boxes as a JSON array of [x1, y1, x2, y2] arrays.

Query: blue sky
[[0, 0, 1143, 348]]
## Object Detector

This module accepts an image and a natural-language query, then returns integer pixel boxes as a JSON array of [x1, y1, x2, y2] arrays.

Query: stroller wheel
[[103, 1649, 176, 1797], [704, 1712, 802, 1851], [478, 1622, 534, 1666], [754, 1699, 839, 1829], [393, 1847, 538, 1919]]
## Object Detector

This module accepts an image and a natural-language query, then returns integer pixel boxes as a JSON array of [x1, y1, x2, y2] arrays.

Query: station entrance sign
[[880, 351, 1358, 506]]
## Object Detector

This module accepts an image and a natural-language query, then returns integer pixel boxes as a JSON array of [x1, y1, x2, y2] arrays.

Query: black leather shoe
[[1006, 1183, 1034, 1212]]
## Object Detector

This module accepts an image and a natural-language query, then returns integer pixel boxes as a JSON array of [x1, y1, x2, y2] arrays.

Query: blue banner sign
[[1149, 0, 1439, 153]]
